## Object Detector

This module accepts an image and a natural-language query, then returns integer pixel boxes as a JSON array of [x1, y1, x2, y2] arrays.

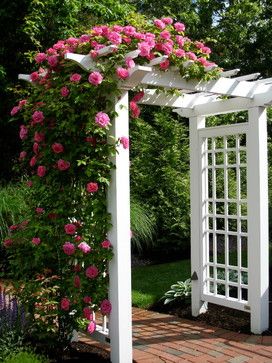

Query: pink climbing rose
[[83, 307, 93, 320], [32, 111, 44, 124], [61, 298, 70, 311], [83, 296, 92, 304], [85, 265, 99, 279], [174, 22, 186, 32], [57, 159, 70, 171], [32, 237, 41, 245], [52, 143, 64, 153], [86, 182, 98, 193], [87, 321, 96, 334], [100, 299, 112, 315], [74, 275, 81, 288], [63, 242, 75, 255], [70, 73, 81, 83], [19, 125, 28, 140], [4, 239, 13, 248], [19, 151, 27, 160], [34, 132, 45, 143], [35, 53, 47, 63], [35, 207, 44, 214], [37, 166, 46, 177], [88, 71, 103, 86], [116, 67, 129, 80], [10, 106, 20, 116], [78, 242, 91, 254], [60, 86, 70, 97], [64, 224, 77, 235], [101, 239, 111, 249], [154, 19, 166, 29], [120, 136, 129, 149], [95, 112, 110, 128]]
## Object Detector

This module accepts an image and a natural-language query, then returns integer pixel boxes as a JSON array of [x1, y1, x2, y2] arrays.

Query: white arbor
[[19, 58, 271, 362]]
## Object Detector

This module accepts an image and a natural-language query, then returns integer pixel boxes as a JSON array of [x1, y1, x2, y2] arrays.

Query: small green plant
[[4, 350, 49, 363], [162, 279, 191, 305]]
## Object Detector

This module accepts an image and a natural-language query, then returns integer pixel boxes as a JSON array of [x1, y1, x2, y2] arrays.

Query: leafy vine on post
[[4, 16, 220, 351]]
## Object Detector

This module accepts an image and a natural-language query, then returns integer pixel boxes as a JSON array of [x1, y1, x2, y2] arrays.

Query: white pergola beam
[[123, 68, 262, 98], [173, 84, 272, 117], [220, 69, 240, 78], [234, 73, 260, 81], [64, 53, 96, 71], [147, 55, 168, 66], [18, 74, 32, 82]]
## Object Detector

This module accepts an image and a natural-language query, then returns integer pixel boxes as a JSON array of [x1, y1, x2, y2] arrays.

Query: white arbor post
[[189, 116, 208, 316], [107, 91, 132, 362], [247, 107, 269, 334]]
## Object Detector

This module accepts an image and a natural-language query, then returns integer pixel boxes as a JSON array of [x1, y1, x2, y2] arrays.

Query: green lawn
[[131, 259, 191, 309]]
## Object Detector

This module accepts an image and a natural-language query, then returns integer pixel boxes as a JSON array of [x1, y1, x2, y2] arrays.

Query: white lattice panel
[[199, 123, 249, 310]]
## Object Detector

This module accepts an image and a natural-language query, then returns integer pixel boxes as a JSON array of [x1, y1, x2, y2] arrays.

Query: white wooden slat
[[183, 60, 194, 69], [121, 65, 152, 90], [147, 55, 168, 66], [233, 73, 260, 81], [18, 74, 32, 82], [198, 123, 248, 138], [204, 65, 218, 72], [125, 50, 140, 59], [220, 69, 240, 78], [202, 293, 248, 311], [97, 45, 118, 56], [64, 53, 96, 71]]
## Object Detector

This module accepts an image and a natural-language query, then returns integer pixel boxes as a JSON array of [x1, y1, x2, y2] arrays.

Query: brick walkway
[[80, 307, 272, 362]]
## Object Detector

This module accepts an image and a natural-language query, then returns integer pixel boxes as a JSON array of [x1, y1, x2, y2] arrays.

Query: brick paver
[[79, 307, 272, 362]]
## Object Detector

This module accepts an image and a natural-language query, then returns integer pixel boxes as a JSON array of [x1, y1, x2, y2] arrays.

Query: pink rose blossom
[[83, 296, 92, 304], [34, 132, 45, 143], [37, 165, 46, 177], [125, 57, 135, 69], [85, 265, 99, 279], [26, 180, 33, 187], [129, 101, 140, 118], [66, 37, 79, 46], [83, 307, 93, 320], [74, 275, 81, 288], [80, 34, 91, 43], [47, 55, 58, 68], [47, 47, 57, 55], [161, 43, 173, 55], [202, 46, 211, 54], [138, 42, 151, 57], [154, 19, 166, 30], [4, 239, 13, 248], [32, 111, 44, 124], [63, 242, 75, 255], [57, 159, 70, 171], [108, 31, 122, 45], [175, 49, 185, 58], [116, 67, 129, 80], [64, 224, 77, 235], [123, 25, 136, 36], [33, 143, 39, 154], [19, 125, 28, 140], [162, 17, 173, 25], [30, 72, 39, 82], [160, 30, 171, 39], [88, 71, 103, 86], [186, 52, 197, 61], [35, 207, 45, 214], [61, 297, 70, 311], [52, 143, 64, 154], [100, 299, 112, 315], [70, 73, 81, 83], [32, 237, 41, 245], [198, 57, 209, 66], [10, 106, 20, 116], [85, 137, 97, 145], [174, 22, 186, 32], [120, 136, 129, 149], [113, 25, 123, 32], [60, 86, 70, 97], [78, 242, 91, 254], [35, 53, 47, 63], [53, 40, 65, 50], [87, 321, 96, 334], [131, 91, 144, 103], [30, 156, 37, 167], [9, 225, 18, 231], [160, 59, 170, 70], [19, 151, 27, 160], [74, 235, 82, 242], [176, 35, 185, 47], [95, 112, 110, 128], [86, 182, 98, 193], [101, 239, 111, 249]]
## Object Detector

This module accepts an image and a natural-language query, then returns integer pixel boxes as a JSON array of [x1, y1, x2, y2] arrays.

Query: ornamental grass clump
[[4, 16, 220, 345]]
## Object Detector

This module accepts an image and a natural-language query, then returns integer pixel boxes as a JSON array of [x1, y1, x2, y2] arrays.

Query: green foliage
[[130, 198, 156, 253], [4, 350, 49, 363], [162, 279, 191, 305], [0, 330, 24, 362], [130, 108, 191, 257], [132, 259, 191, 308]]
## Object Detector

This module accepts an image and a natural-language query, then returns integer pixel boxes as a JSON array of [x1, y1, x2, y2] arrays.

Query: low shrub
[[161, 279, 191, 305], [4, 350, 49, 363]]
